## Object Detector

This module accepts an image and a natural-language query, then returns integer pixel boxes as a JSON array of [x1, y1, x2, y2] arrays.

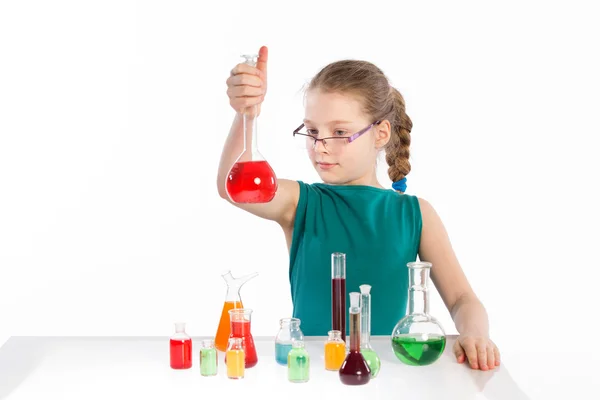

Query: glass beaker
[[227, 308, 258, 368], [275, 317, 304, 366], [199, 339, 218, 377], [225, 53, 278, 204], [359, 284, 381, 378], [215, 270, 258, 352], [391, 261, 446, 366], [324, 330, 346, 371], [169, 322, 192, 369], [331, 252, 346, 342], [226, 337, 245, 379], [339, 292, 371, 385], [287, 340, 310, 383]]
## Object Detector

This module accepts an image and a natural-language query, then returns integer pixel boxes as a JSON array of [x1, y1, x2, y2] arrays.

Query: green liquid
[[360, 348, 381, 377], [391, 334, 446, 366], [287, 348, 310, 383], [200, 348, 218, 376]]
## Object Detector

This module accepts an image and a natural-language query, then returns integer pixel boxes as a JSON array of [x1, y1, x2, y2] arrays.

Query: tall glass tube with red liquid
[[225, 54, 278, 204], [331, 252, 346, 342], [339, 292, 371, 385]]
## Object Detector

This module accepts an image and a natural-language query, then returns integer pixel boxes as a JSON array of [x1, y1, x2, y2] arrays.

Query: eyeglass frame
[[292, 120, 382, 151]]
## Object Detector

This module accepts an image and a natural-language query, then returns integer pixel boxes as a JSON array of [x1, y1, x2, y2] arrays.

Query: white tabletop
[[0, 335, 531, 400]]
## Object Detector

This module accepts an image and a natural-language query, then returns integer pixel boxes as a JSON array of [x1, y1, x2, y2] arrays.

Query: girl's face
[[303, 89, 389, 185]]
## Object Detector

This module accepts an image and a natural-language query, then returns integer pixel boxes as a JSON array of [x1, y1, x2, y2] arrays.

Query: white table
[[0, 335, 531, 400]]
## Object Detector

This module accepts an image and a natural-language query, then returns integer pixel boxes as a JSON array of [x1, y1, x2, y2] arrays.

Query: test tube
[[331, 252, 346, 342]]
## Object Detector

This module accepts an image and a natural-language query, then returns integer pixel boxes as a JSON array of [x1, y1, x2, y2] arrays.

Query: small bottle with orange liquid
[[324, 330, 346, 370], [215, 270, 258, 352], [226, 337, 245, 379]]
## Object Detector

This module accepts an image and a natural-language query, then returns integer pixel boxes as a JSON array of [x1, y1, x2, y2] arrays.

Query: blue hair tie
[[392, 177, 407, 192]]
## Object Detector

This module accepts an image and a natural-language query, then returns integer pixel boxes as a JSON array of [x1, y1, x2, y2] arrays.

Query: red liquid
[[332, 277, 346, 342], [170, 338, 192, 369], [339, 311, 370, 385], [226, 320, 258, 368], [226, 160, 277, 203], [339, 351, 371, 385]]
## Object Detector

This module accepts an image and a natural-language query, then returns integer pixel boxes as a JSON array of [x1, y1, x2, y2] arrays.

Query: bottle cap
[[174, 322, 186, 332]]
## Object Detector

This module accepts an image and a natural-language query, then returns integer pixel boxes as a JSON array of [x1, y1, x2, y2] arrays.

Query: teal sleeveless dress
[[289, 181, 423, 336]]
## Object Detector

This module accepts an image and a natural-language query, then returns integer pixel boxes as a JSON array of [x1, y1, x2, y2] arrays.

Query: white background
[[1, 1, 599, 399]]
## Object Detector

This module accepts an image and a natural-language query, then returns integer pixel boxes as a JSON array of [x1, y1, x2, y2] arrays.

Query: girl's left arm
[[417, 197, 501, 371]]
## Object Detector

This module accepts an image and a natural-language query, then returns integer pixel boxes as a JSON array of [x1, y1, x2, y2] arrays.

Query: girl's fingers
[[230, 63, 263, 79], [453, 340, 466, 364], [486, 345, 496, 370], [227, 85, 264, 98], [476, 342, 488, 370], [463, 341, 479, 369], [227, 73, 263, 88], [493, 345, 501, 366], [230, 95, 264, 110]]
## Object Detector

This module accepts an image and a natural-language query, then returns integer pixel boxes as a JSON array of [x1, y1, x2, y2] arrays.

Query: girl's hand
[[453, 334, 501, 370], [225, 46, 268, 117]]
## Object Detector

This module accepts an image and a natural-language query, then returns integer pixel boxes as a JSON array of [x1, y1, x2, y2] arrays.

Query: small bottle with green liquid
[[287, 340, 310, 383], [391, 261, 446, 366], [359, 284, 380, 377]]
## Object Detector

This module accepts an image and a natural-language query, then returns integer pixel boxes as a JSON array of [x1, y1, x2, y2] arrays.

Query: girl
[[218, 46, 500, 371]]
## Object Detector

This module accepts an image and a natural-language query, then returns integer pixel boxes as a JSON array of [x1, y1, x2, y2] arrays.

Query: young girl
[[218, 46, 500, 371]]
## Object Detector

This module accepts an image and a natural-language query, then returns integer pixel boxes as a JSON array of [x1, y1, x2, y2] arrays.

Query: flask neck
[[408, 265, 430, 315], [360, 293, 371, 347], [349, 311, 361, 352], [242, 106, 259, 157], [224, 287, 242, 303]]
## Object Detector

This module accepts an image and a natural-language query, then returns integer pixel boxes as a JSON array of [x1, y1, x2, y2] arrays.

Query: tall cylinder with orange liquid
[[214, 270, 258, 352]]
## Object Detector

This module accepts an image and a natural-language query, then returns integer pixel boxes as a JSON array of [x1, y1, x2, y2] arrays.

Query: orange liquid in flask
[[215, 301, 243, 351]]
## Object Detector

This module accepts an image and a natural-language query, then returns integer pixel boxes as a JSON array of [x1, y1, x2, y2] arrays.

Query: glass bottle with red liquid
[[225, 308, 258, 368], [170, 322, 192, 369], [331, 252, 346, 342], [339, 292, 371, 385], [225, 53, 278, 204], [214, 270, 258, 352]]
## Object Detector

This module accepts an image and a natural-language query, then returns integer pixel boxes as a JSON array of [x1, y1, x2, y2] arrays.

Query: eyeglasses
[[292, 121, 381, 153]]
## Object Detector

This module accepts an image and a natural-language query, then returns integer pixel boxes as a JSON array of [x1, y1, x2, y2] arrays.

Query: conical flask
[[225, 53, 278, 204], [391, 262, 446, 366], [215, 270, 258, 352]]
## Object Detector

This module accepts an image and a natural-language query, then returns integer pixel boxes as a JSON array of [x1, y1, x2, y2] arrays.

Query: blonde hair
[[307, 60, 413, 189]]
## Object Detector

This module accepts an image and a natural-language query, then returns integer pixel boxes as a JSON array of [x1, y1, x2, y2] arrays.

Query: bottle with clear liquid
[[199, 339, 218, 377], [169, 322, 192, 369], [287, 340, 310, 383], [391, 261, 446, 366], [225, 53, 278, 204], [215, 270, 258, 352], [274, 317, 304, 366], [339, 292, 371, 385], [359, 284, 381, 377], [227, 308, 258, 368], [324, 330, 346, 371]]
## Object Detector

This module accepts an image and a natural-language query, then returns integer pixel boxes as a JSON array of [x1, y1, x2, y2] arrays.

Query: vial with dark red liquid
[[339, 292, 371, 385]]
